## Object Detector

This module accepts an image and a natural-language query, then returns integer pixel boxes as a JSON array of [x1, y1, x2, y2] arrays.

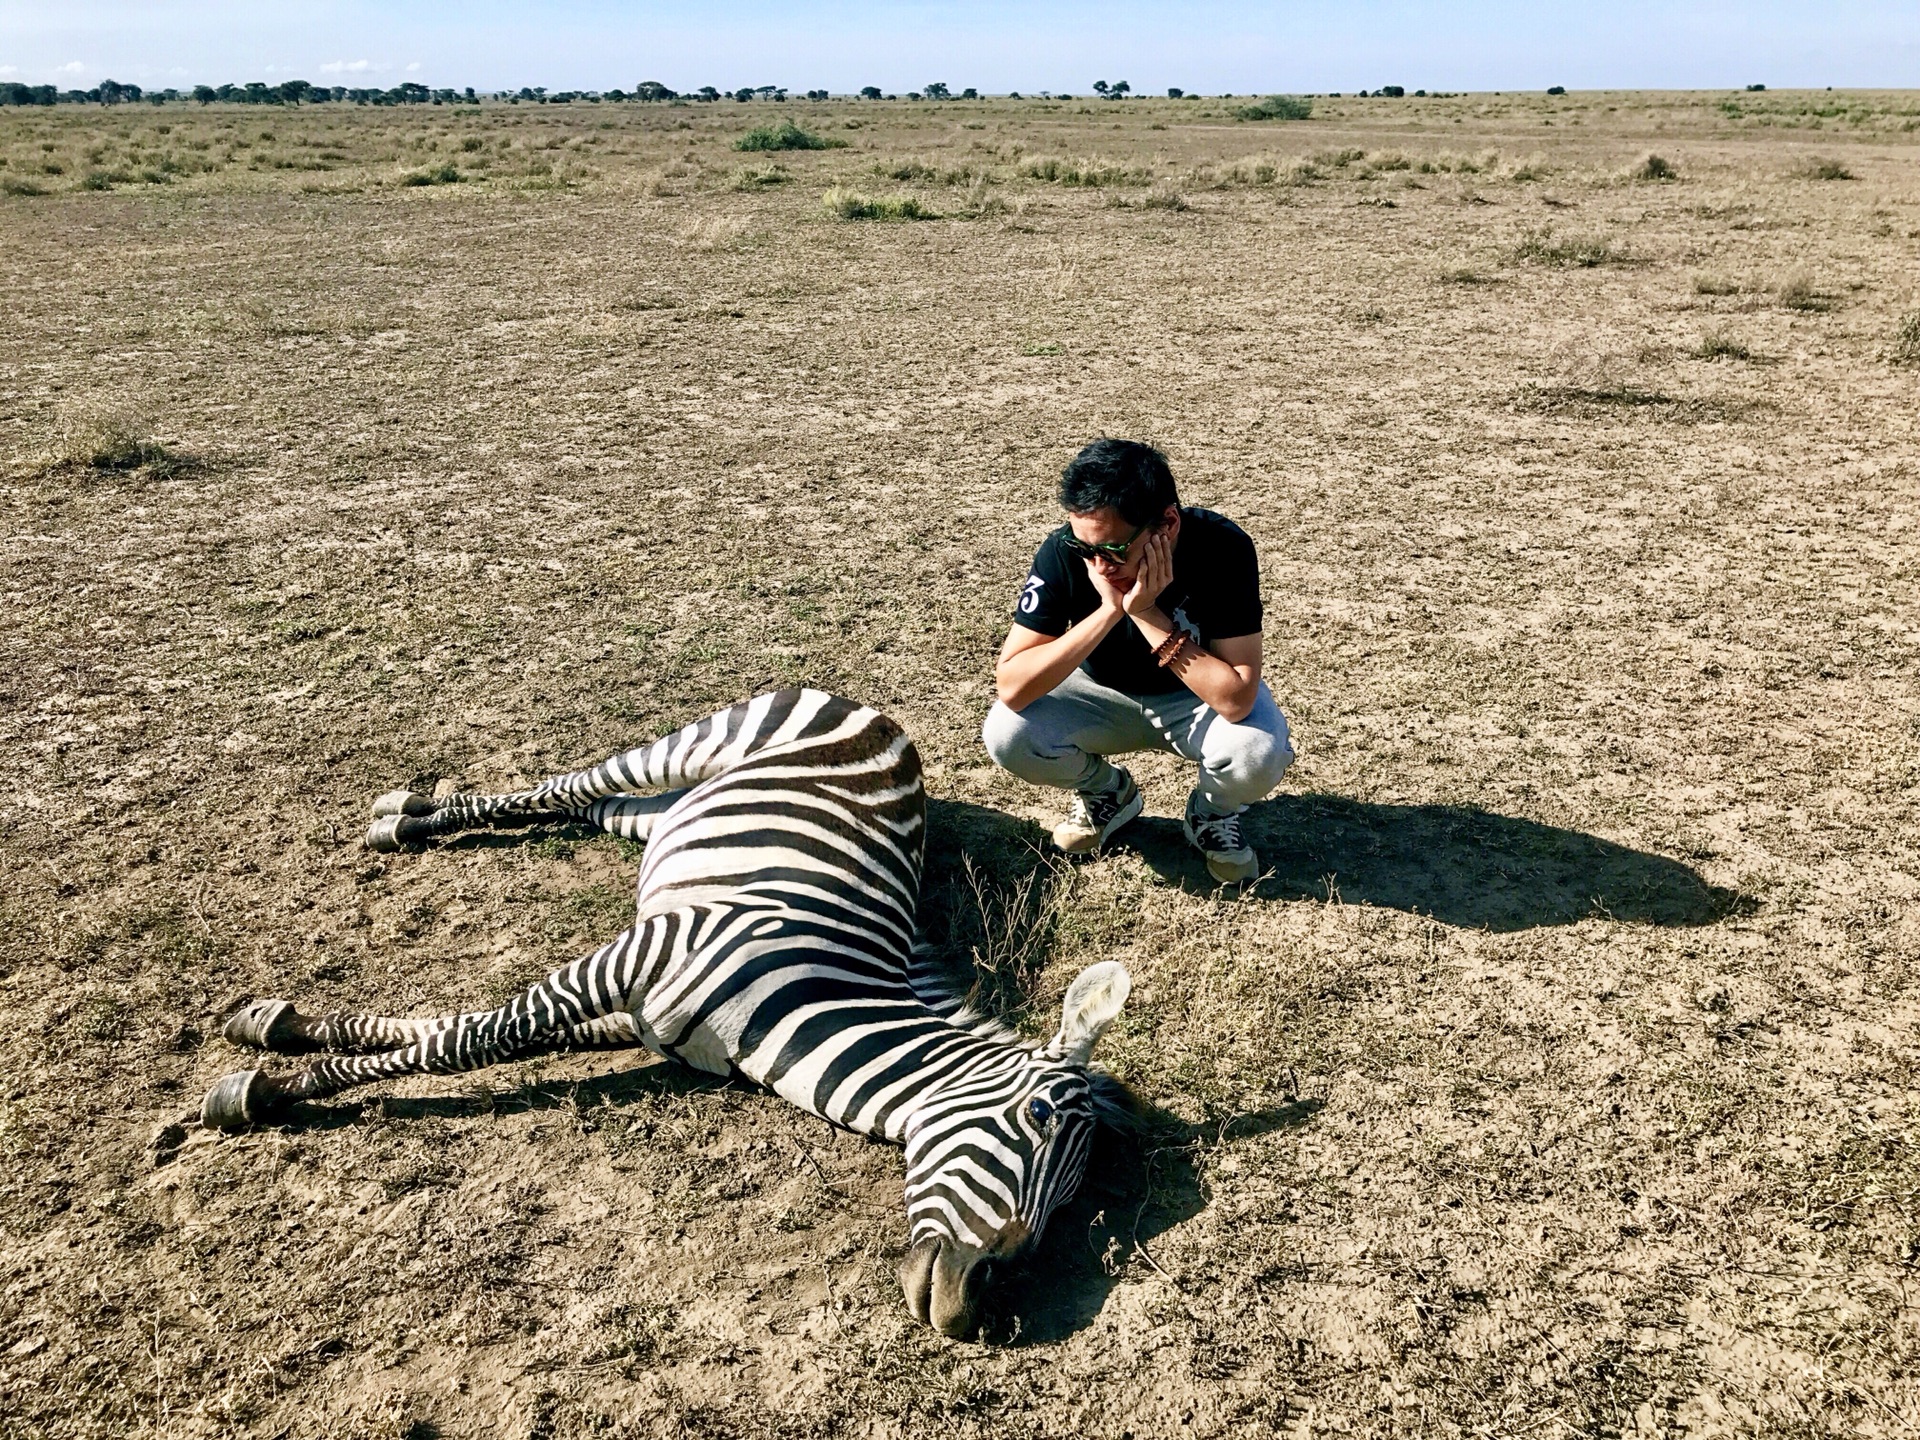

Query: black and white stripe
[[206, 688, 1131, 1336]]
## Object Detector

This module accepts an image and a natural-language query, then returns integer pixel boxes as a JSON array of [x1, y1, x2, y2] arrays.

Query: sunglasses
[[1061, 520, 1150, 563]]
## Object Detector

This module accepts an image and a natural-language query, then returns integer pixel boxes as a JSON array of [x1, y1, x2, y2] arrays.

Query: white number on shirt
[[1019, 575, 1045, 614]]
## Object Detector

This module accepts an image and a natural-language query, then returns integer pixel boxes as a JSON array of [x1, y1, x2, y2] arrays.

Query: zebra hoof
[[371, 790, 435, 819], [201, 1070, 268, 1130], [222, 999, 297, 1051], [366, 814, 428, 853]]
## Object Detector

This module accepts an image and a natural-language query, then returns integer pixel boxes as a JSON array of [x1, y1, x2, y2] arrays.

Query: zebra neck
[[795, 1004, 1047, 1144]]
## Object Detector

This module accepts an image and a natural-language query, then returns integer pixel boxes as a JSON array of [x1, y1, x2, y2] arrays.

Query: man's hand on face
[[1084, 560, 1129, 614], [1122, 528, 1175, 619]]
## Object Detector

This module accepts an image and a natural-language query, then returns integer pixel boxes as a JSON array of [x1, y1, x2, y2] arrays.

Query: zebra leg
[[203, 922, 660, 1127], [365, 690, 849, 852], [221, 998, 645, 1056]]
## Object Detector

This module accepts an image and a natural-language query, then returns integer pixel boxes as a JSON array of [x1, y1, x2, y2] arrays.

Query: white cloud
[[320, 59, 374, 74], [405, 62, 420, 72], [0, 65, 17, 76], [57, 60, 84, 74]]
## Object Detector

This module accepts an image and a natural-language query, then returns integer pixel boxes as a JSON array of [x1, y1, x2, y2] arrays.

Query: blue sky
[[2, 2, 1916, 94]]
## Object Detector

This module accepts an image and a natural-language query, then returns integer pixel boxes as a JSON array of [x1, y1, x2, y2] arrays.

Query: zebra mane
[[904, 941, 1025, 1044], [905, 940, 1142, 1133]]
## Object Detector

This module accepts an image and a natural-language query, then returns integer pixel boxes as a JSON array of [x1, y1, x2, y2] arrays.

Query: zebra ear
[[1047, 962, 1131, 1066]]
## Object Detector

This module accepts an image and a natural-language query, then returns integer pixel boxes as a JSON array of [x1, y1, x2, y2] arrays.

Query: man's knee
[[1202, 710, 1294, 803], [982, 700, 1063, 780]]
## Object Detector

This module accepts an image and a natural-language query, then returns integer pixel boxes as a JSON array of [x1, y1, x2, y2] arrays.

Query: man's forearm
[[1127, 609, 1259, 721], [995, 607, 1124, 710]]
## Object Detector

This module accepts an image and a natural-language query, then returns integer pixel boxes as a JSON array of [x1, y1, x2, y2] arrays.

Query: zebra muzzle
[[898, 1232, 1020, 1338]]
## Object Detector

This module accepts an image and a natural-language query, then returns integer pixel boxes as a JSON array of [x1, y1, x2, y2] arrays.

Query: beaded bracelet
[[1153, 631, 1189, 668]]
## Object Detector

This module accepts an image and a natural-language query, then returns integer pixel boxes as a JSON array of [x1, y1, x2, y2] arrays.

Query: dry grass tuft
[[1692, 272, 1741, 295], [1513, 227, 1623, 267], [1776, 270, 1832, 312], [823, 187, 938, 220], [1893, 312, 1920, 364], [1632, 153, 1678, 181], [1693, 327, 1752, 361], [39, 411, 190, 478], [1793, 156, 1854, 180]]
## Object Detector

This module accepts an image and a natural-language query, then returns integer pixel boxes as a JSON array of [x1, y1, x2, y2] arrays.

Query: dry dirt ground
[[3, 89, 1919, 1439]]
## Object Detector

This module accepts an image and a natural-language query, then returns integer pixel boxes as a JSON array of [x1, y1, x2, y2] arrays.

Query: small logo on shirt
[[1019, 575, 1045, 613]]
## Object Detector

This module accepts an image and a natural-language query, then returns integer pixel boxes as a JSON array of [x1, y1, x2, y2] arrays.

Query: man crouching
[[983, 438, 1294, 883]]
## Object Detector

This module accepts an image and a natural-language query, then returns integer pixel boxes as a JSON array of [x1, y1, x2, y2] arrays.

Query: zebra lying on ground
[[203, 688, 1133, 1337]]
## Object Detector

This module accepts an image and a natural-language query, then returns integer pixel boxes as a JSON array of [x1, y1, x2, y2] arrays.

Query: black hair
[[1058, 439, 1179, 526]]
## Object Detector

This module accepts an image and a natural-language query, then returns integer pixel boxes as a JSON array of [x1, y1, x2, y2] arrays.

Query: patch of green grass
[[735, 120, 844, 153], [823, 187, 937, 220], [2, 177, 47, 197], [1234, 95, 1313, 122], [1512, 227, 1622, 267]]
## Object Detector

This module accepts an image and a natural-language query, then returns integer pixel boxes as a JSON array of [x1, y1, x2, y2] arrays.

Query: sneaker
[[1051, 769, 1144, 854], [1184, 797, 1259, 884]]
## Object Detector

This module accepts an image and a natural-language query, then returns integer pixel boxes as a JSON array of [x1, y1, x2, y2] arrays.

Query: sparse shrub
[[1141, 183, 1189, 211], [1692, 273, 1739, 295], [1439, 267, 1493, 284], [459, 135, 484, 152], [735, 120, 844, 152], [823, 188, 937, 220], [2, 177, 46, 196], [400, 162, 462, 186], [876, 159, 936, 181], [1693, 327, 1751, 360], [1892, 313, 1920, 364], [78, 170, 117, 191], [1633, 153, 1677, 181], [1513, 227, 1620, 267], [42, 412, 189, 478], [1794, 156, 1852, 180], [1234, 95, 1312, 122], [1776, 270, 1830, 312]]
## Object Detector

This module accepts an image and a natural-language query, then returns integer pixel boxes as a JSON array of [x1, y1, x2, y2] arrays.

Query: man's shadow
[[1111, 793, 1750, 931]]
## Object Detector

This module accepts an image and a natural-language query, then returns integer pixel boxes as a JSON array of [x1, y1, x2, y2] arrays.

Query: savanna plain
[[3, 87, 1919, 1439]]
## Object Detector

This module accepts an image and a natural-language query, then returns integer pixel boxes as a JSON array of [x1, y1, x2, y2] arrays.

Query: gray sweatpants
[[982, 668, 1294, 817]]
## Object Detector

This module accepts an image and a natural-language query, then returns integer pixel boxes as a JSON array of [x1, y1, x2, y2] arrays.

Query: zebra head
[[897, 960, 1132, 1337]]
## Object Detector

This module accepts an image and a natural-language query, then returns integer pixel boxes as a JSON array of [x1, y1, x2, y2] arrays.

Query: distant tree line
[[2, 77, 1237, 108]]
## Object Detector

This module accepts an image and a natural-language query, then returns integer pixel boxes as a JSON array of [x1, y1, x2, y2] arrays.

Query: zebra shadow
[[975, 1099, 1323, 1346], [1111, 792, 1752, 932]]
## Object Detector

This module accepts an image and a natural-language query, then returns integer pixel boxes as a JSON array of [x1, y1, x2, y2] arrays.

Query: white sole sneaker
[[1183, 814, 1259, 884], [1052, 774, 1145, 854]]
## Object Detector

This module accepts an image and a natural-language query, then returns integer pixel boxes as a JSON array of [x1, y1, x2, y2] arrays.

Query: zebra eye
[[1027, 1097, 1054, 1127]]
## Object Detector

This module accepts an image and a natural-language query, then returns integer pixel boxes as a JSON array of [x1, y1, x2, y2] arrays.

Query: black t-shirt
[[1010, 507, 1263, 697]]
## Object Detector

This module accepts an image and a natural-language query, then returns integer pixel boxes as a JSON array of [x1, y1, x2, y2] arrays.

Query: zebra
[[202, 688, 1134, 1337]]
